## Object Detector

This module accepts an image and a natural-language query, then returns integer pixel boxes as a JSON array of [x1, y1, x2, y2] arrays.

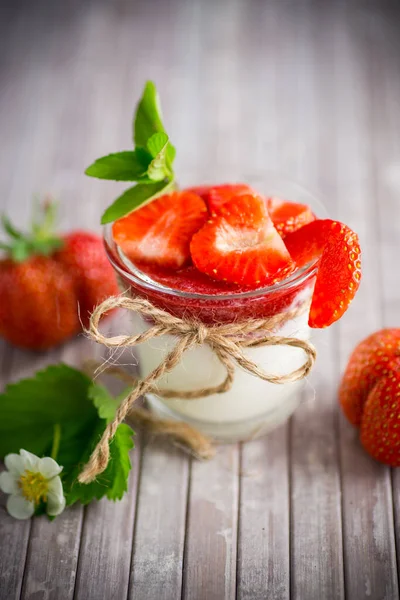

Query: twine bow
[[78, 295, 316, 484]]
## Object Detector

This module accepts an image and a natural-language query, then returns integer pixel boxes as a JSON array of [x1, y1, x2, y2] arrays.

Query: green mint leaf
[[134, 81, 176, 168], [85, 150, 152, 181], [147, 131, 169, 158], [134, 81, 165, 146], [0, 364, 134, 506], [101, 179, 174, 224], [146, 132, 171, 181], [166, 144, 176, 166]]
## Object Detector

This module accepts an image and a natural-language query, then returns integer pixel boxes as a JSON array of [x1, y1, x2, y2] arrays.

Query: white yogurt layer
[[134, 284, 313, 441]]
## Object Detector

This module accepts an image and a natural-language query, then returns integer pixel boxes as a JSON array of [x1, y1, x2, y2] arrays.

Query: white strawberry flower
[[0, 449, 66, 520]]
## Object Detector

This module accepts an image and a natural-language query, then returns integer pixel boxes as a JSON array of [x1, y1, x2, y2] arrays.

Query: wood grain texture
[[73, 460, 139, 600], [129, 439, 189, 600], [235, 5, 294, 596], [290, 340, 344, 600], [367, 0, 400, 587], [335, 4, 399, 600], [20, 506, 83, 600], [288, 6, 345, 600], [237, 431, 290, 600], [183, 447, 239, 600], [1, 1, 400, 599]]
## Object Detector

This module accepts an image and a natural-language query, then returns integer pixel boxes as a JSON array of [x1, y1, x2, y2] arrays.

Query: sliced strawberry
[[284, 219, 361, 328], [359, 359, 400, 466], [339, 329, 400, 426], [186, 183, 256, 215], [112, 191, 208, 269], [190, 194, 295, 287], [267, 197, 315, 237]]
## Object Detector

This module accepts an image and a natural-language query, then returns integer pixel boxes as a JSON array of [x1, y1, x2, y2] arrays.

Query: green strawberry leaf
[[63, 421, 134, 505], [0, 365, 96, 460], [85, 150, 152, 181], [0, 364, 134, 506], [101, 179, 175, 224], [88, 382, 131, 424]]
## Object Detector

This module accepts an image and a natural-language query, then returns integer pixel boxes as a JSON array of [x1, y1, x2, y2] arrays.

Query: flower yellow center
[[18, 471, 49, 504]]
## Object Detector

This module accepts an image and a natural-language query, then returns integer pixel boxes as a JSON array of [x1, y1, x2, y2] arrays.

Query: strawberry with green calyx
[[339, 329, 400, 466], [0, 203, 119, 351]]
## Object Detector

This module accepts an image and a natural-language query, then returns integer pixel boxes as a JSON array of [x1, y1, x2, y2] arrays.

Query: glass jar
[[104, 176, 324, 442]]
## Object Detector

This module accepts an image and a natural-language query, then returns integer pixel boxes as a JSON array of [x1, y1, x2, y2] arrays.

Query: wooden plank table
[[1, 1, 400, 598]]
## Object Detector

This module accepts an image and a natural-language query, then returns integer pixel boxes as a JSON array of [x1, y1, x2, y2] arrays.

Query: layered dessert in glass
[[103, 179, 361, 441]]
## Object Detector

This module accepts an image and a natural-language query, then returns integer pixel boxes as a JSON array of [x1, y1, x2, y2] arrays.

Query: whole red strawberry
[[339, 329, 400, 466], [55, 231, 119, 327], [0, 204, 119, 350]]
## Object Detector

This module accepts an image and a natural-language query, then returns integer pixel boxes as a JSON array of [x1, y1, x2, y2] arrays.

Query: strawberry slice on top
[[112, 191, 208, 269], [284, 219, 361, 328], [267, 197, 315, 237], [187, 183, 256, 215], [190, 194, 295, 287]]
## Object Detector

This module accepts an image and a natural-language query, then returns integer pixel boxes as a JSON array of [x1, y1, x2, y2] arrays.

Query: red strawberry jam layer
[[104, 235, 317, 325]]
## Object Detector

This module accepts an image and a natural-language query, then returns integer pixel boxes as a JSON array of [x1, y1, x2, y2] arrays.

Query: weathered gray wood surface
[[1, 1, 400, 599]]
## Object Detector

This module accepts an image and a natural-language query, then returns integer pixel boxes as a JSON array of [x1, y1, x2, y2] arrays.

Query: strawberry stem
[[0, 200, 64, 262]]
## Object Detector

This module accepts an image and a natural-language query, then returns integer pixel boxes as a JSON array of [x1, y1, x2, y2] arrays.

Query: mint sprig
[[85, 81, 176, 224], [0, 365, 134, 506]]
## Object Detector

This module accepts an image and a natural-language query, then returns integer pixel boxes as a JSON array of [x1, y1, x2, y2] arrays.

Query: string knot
[[78, 294, 316, 484], [192, 323, 208, 345]]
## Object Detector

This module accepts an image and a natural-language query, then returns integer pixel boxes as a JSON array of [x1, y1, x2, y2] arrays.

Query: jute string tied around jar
[[78, 294, 317, 484]]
